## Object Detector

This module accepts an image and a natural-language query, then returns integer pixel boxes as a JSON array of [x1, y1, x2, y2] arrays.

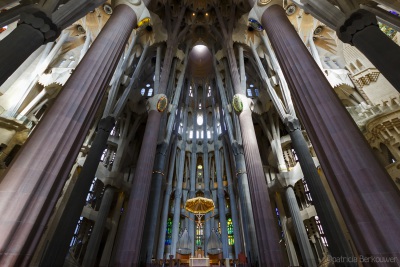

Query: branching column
[[114, 4, 187, 264], [169, 104, 189, 257], [222, 141, 242, 259], [214, 144, 229, 258], [40, 116, 115, 266], [83, 186, 115, 267], [234, 95, 284, 266], [189, 88, 198, 255], [114, 95, 165, 266], [213, 53, 258, 262], [223, 34, 283, 264], [284, 116, 354, 265], [262, 4, 400, 262], [157, 140, 178, 259]]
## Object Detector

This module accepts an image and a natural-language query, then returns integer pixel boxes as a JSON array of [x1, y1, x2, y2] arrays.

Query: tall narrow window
[[196, 223, 204, 246], [315, 216, 328, 247], [227, 218, 234, 245], [165, 217, 173, 245]]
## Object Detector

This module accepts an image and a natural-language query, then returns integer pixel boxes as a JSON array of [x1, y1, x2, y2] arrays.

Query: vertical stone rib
[[263, 5, 400, 261], [239, 110, 284, 266], [0, 5, 136, 266], [114, 110, 162, 266]]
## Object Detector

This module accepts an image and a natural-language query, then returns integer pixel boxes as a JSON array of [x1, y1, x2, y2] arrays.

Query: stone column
[[157, 140, 178, 259], [169, 105, 188, 258], [215, 147, 229, 258], [337, 9, 400, 92], [188, 93, 198, 256], [211, 100, 229, 259], [141, 141, 169, 262], [0, 4, 136, 265], [285, 186, 317, 267], [83, 186, 115, 267], [232, 143, 258, 264], [203, 149, 211, 255], [262, 4, 400, 262], [238, 45, 246, 91], [154, 45, 162, 91], [213, 53, 258, 262], [114, 93, 166, 266], [233, 94, 284, 266], [99, 191, 125, 266], [222, 141, 242, 259], [221, 32, 283, 264], [284, 116, 355, 264], [274, 192, 299, 266], [188, 149, 197, 256], [39, 116, 115, 267]]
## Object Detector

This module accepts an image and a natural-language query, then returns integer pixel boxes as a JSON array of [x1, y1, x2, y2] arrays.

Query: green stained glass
[[227, 218, 234, 245], [379, 22, 397, 39]]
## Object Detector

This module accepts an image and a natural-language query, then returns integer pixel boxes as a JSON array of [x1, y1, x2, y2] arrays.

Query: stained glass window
[[196, 223, 203, 246], [379, 22, 397, 39], [227, 218, 234, 245], [165, 217, 172, 245], [275, 207, 284, 239]]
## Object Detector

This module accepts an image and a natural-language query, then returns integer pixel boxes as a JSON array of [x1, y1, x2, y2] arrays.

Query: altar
[[189, 257, 210, 266]]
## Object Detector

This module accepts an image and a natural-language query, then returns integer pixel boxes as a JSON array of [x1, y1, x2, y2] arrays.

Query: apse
[[188, 44, 213, 80]]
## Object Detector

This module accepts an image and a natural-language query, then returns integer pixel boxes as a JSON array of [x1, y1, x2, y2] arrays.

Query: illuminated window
[[315, 216, 328, 247], [275, 207, 284, 239], [227, 218, 234, 245], [196, 223, 203, 246], [197, 114, 203, 125], [165, 217, 173, 245], [247, 88, 253, 97]]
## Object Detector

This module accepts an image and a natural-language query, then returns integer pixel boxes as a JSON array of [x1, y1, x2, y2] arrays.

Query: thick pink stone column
[[238, 107, 284, 266], [262, 5, 400, 264], [0, 5, 136, 266], [114, 109, 162, 266]]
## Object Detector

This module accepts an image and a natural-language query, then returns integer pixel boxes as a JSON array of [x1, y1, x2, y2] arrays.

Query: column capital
[[232, 94, 253, 113], [156, 141, 169, 155], [98, 116, 116, 132], [19, 10, 59, 43], [337, 9, 378, 45], [147, 94, 168, 113], [248, 1, 280, 23], [283, 115, 301, 132], [232, 141, 244, 155], [113, 0, 150, 25]]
